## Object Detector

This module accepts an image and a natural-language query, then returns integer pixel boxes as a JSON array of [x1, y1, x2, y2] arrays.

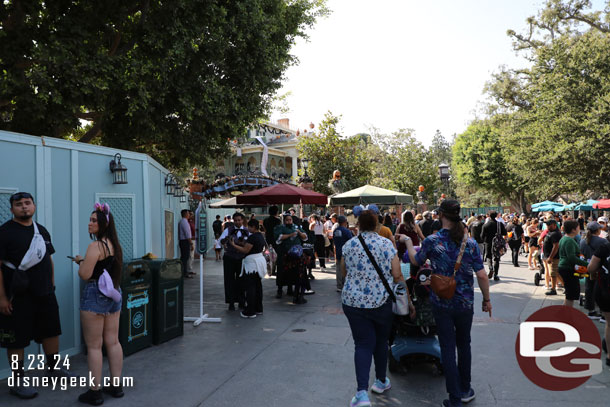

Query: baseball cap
[[598, 216, 608, 224], [422, 211, 430, 218], [438, 199, 461, 221], [337, 215, 347, 224], [587, 221, 602, 231]]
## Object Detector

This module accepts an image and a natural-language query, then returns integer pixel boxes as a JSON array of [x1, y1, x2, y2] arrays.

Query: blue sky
[[273, 0, 606, 144]]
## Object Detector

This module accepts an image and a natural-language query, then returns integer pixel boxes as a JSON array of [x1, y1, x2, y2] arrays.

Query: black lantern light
[[173, 179, 183, 197], [180, 194, 187, 203], [109, 153, 128, 184], [438, 163, 450, 195], [165, 173, 177, 195], [298, 158, 312, 184]]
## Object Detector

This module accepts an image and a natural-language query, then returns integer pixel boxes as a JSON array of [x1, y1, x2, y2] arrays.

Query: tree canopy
[[455, 0, 610, 205], [0, 0, 328, 168]]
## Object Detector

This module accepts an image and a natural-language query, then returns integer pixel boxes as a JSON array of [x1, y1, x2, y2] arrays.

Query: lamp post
[[298, 158, 313, 190], [438, 163, 450, 197]]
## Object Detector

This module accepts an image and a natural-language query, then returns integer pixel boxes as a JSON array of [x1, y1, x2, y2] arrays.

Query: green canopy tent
[[329, 184, 413, 206]]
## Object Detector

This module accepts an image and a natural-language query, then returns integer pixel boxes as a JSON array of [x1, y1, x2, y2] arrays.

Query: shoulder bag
[[357, 234, 409, 315], [429, 232, 469, 300]]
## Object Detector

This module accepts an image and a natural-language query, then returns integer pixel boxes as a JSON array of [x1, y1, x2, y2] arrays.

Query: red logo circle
[[515, 305, 602, 391]]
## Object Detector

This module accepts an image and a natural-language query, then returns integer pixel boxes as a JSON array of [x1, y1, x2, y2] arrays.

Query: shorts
[[524, 236, 530, 243], [80, 281, 122, 315], [215, 248, 221, 253], [595, 282, 610, 313], [558, 267, 580, 301], [0, 292, 62, 349], [547, 258, 559, 277]]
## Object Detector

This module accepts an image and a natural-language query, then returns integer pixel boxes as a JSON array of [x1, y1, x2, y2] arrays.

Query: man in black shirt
[[507, 217, 524, 267], [543, 219, 562, 295], [419, 211, 434, 237], [0, 192, 71, 400], [481, 211, 507, 281], [263, 206, 281, 276], [469, 215, 485, 255], [212, 215, 223, 237]]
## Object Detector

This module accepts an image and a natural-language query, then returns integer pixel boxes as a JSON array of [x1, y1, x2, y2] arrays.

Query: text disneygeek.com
[[8, 373, 134, 391]]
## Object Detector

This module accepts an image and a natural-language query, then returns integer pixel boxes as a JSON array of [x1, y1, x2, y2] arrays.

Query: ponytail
[[448, 219, 465, 244], [585, 229, 593, 245]]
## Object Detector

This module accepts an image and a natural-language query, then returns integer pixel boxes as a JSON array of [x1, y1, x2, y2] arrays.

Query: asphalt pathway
[[0, 253, 608, 406]]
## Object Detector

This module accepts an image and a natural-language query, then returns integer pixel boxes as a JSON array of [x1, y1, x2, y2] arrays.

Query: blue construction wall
[[0, 130, 187, 378]]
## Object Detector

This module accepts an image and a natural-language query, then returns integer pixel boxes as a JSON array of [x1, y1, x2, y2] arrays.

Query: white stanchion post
[[183, 247, 221, 326]]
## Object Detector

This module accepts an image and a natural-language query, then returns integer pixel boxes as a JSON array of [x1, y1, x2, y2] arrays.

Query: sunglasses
[[9, 192, 34, 204]]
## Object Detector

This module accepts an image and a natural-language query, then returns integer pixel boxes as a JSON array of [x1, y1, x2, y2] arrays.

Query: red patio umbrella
[[593, 199, 610, 209], [236, 183, 327, 205]]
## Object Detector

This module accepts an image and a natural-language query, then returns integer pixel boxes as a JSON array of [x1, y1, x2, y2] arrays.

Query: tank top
[[397, 223, 419, 258], [91, 240, 115, 281]]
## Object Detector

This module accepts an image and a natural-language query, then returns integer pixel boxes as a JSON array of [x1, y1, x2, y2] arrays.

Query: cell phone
[[67, 256, 76, 260]]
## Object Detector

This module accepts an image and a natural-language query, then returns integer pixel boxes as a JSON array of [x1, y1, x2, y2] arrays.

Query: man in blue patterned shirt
[[398, 200, 491, 407]]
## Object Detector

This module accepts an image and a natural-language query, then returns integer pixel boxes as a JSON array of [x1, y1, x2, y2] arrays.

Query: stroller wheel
[[432, 361, 444, 377], [534, 272, 541, 286], [603, 338, 607, 354], [579, 295, 584, 307]]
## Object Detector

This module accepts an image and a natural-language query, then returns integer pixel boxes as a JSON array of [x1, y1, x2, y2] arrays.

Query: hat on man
[[438, 199, 461, 221], [598, 216, 608, 224], [587, 221, 602, 231]]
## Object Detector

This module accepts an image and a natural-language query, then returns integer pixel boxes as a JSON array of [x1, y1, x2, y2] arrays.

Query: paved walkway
[[0, 254, 608, 406]]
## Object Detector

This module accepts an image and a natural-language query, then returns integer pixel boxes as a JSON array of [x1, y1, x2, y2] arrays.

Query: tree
[[481, 0, 610, 198], [452, 119, 530, 212], [370, 129, 440, 201], [0, 0, 328, 168], [296, 112, 371, 194]]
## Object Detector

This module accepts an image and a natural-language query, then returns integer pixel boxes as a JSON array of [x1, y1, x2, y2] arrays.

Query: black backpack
[[492, 221, 506, 258]]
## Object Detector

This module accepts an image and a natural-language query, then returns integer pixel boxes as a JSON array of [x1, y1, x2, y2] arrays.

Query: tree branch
[[75, 111, 102, 120], [78, 120, 102, 143]]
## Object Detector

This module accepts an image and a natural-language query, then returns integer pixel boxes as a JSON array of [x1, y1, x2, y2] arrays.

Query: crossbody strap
[[453, 232, 470, 275], [358, 234, 396, 302]]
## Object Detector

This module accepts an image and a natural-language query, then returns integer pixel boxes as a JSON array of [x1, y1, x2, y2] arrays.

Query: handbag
[[357, 235, 409, 315], [429, 232, 469, 300]]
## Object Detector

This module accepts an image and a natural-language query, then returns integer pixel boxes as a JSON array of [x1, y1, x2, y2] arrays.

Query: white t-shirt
[[311, 221, 324, 235]]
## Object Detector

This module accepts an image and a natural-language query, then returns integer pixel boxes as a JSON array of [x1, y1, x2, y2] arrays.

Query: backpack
[[492, 221, 506, 258]]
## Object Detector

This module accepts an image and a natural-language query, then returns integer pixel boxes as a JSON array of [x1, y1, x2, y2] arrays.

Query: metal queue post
[[184, 199, 221, 326]]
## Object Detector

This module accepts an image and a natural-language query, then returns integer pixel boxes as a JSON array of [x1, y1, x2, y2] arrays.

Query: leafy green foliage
[[0, 0, 328, 169], [296, 112, 372, 195], [473, 0, 610, 203]]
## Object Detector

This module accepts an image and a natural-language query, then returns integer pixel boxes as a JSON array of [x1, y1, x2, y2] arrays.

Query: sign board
[[196, 201, 207, 254]]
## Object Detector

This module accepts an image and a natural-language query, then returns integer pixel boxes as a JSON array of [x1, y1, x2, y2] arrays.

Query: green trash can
[[119, 260, 153, 356], [149, 259, 184, 345]]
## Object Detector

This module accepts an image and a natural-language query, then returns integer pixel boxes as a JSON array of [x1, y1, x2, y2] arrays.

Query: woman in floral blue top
[[398, 200, 491, 407], [340, 209, 413, 407]]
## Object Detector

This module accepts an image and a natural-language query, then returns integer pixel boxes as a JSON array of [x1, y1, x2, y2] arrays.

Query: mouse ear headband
[[352, 204, 379, 217], [94, 202, 110, 222]]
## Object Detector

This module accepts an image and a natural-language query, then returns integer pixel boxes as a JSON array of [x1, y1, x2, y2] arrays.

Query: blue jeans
[[433, 306, 473, 406], [343, 301, 393, 391]]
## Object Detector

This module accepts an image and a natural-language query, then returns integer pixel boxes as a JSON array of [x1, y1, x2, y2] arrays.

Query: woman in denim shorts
[[72, 204, 125, 405]]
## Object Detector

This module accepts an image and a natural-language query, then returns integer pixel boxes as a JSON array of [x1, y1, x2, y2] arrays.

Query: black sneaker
[[293, 297, 307, 305], [78, 389, 103, 405], [493, 276, 500, 281], [240, 311, 256, 319], [545, 289, 557, 296], [588, 311, 601, 320], [103, 384, 124, 398], [228, 303, 235, 311], [308, 273, 315, 280], [275, 289, 282, 299], [461, 388, 475, 403], [9, 384, 38, 399]]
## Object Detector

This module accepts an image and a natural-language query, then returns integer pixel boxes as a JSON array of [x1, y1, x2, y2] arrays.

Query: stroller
[[533, 249, 545, 286], [389, 264, 443, 376]]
